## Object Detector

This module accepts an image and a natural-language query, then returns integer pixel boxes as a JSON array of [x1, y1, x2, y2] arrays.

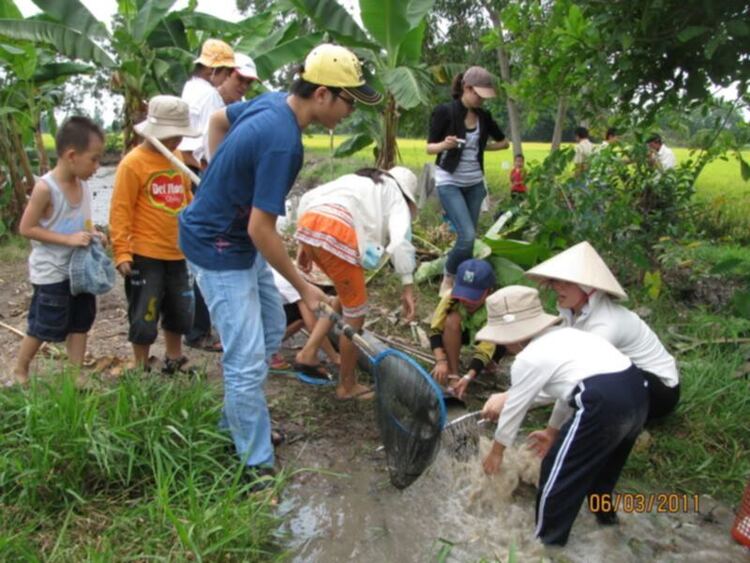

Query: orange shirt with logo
[[109, 144, 193, 266]]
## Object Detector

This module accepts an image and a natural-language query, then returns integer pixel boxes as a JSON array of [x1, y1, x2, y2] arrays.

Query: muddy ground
[[1, 250, 748, 561]]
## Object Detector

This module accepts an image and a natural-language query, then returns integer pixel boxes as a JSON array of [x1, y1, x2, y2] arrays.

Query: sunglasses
[[334, 91, 356, 108]]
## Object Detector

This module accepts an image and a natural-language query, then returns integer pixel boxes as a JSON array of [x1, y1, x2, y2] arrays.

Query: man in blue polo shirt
[[179, 44, 381, 482]]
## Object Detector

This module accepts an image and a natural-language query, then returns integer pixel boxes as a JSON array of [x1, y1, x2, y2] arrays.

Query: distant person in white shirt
[[178, 39, 236, 173], [478, 286, 648, 546], [646, 133, 677, 170], [573, 126, 594, 175], [599, 127, 620, 149], [203, 54, 259, 163]]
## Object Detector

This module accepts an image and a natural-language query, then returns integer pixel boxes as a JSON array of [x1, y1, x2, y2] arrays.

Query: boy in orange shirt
[[109, 96, 200, 373]]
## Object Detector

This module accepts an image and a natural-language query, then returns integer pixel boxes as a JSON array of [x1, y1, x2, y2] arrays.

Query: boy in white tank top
[[11, 116, 105, 385]]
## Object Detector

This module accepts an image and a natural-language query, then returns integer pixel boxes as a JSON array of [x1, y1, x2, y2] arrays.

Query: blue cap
[[451, 259, 496, 303]]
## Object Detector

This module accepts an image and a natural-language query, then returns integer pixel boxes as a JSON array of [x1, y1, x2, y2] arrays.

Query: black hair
[[575, 126, 589, 139], [355, 167, 412, 205], [514, 153, 525, 160], [290, 65, 340, 99], [646, 133, 662, 144], [354, 167, 388, 184], [55, 116, 104, 156], [193, 63, 233, 78], [605, 127, 618, 139], [450, 72, 464, 99]]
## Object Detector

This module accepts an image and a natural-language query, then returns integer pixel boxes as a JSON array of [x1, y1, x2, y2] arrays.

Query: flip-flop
[[271, 428, 286, 447], [335, 387, 375, 401], [293, 362, 333, 382], [296, 372, 335, 386]]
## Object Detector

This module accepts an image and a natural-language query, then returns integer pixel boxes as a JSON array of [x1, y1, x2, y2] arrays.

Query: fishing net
[[370, 348, 446, 489], [322, 305, 446, 489]]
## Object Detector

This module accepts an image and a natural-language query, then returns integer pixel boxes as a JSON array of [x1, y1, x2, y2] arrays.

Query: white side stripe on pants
[[534, 382, 587, 538]]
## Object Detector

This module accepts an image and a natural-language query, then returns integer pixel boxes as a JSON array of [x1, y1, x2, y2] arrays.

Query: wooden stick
[[0, 320, 62, 356], [144, 134, 201, 186]]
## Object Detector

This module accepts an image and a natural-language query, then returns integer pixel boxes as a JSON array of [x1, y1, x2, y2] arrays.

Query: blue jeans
[[437, 181, 487, 275], [188, 255, 285, 468]]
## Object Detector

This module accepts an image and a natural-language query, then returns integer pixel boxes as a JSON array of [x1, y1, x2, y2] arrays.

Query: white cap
[[234, 53, 258, 80]]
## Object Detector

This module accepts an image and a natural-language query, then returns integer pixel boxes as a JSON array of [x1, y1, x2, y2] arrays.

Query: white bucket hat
[[476, 286, 561, 345], [525, 241, 627, 299], [134, 96, 201, 140], [388, 166, 421, 208]]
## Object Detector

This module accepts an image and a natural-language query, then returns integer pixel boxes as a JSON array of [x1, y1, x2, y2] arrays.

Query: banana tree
[[285, 0, 435, 168]]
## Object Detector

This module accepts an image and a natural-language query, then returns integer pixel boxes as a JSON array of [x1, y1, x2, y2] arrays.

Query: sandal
[[162, 356, 198, 376], [270, 354, 291, 371], [185, 335, 222, 353], [271, 428, 286, 447], [292, 362, 333, 381]]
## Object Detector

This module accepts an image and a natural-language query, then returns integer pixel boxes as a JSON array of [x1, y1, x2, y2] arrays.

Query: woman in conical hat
[[526, 241, 680, 423]]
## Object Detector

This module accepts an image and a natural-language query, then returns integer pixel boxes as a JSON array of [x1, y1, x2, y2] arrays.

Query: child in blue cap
[[429, 258, 502, 399]]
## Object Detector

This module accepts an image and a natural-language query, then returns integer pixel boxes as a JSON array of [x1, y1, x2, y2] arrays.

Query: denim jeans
[[188, 255, 285, 468], [437, 181, 487, 275]]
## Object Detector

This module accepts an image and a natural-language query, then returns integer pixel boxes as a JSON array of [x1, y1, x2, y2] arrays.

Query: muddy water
[[280, 433, 747, 562]]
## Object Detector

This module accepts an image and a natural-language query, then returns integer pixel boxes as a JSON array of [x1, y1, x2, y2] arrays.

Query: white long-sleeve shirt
[[297, 173, 416, 284], [494, 327, 632, 447], [559, 291, 679, 387]]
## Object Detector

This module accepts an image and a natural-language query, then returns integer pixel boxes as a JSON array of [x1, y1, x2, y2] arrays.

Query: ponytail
[[450, 72, 464, 99]]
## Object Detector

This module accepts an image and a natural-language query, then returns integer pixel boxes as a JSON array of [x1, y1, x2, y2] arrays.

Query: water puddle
[[89, 165, 117, 226], [279, 434, 747, 562]]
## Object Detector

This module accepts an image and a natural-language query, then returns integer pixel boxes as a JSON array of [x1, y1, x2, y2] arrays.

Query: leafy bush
[[499, 143, 700, 287]]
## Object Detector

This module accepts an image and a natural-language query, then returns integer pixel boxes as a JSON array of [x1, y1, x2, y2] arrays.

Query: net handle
[[144, 134, 202, 186], [319, 302, 377, 356]]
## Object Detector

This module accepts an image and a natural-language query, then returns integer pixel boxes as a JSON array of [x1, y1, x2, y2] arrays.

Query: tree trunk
[[377, 93, 399, 169], [0, 117, 29, 230], [10, 117, 35, 192], [551, 96, 568, 151], [485, 2, 522, 156]]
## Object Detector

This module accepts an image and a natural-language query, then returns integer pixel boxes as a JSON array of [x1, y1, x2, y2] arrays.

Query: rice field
[[303, 134, 749, 197]]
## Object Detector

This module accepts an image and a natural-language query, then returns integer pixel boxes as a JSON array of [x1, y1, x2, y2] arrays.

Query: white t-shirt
[[494, 326, 632, 447], [177, 76, 225, 163], [656, 144, 677, 170], [270, 266, 301, 305], [559, 291, 679, 387], [573, 138, 594, 165]]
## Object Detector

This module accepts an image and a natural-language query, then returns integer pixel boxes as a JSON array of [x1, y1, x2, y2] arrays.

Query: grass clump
[[0, 372, 284, 561]]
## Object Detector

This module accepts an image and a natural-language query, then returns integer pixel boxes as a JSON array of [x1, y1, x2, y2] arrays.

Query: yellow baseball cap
[[301, 44, 382, 105], [194, 39, 236, 68]]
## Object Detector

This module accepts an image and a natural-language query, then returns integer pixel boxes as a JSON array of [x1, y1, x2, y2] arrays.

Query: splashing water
[[279, 435, 746, 562]]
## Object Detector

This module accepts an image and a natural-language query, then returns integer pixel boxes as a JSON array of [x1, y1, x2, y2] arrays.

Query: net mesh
[[371, 349, 446, 489]]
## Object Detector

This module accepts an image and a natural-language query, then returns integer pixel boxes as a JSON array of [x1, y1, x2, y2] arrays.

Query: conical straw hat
[[526, 241, 627, 299]]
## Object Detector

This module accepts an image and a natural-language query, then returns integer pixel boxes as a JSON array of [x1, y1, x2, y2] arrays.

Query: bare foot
[[6, 371, 29, 387], [335, 382, 374, 401]]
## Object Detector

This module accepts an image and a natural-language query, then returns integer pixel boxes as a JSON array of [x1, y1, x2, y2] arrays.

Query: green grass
[[302, 134, 750, 229], [0, 372, 284, 561], [0, 234, 29, 263]]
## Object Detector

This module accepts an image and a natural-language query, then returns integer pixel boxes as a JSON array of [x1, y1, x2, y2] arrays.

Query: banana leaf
[[482, 235, 549, 269], [414, 239, 493, 284]]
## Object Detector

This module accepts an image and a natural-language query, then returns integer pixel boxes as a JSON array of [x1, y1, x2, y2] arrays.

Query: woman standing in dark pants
[[426, 66, 509, 297]]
